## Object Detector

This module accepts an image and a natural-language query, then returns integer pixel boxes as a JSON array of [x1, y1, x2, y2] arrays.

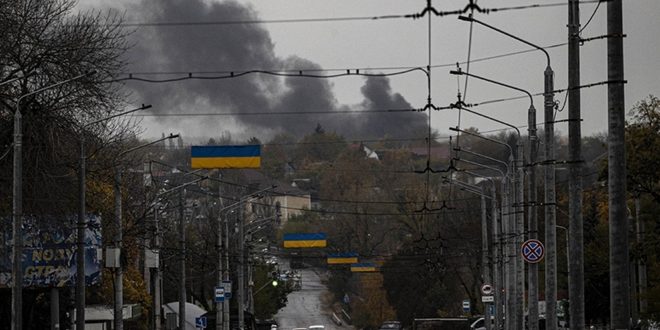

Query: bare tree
[[0, 0, 138, 214]]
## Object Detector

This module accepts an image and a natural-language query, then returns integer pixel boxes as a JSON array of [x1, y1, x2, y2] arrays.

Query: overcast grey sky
[[78, 0, 660, 143]]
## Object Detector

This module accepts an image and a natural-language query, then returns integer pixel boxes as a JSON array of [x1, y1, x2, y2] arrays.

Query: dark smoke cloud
[[123, 0, 428, 141]]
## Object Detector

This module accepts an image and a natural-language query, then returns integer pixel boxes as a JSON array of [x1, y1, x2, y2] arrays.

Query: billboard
[[0, 214, 102, 288]]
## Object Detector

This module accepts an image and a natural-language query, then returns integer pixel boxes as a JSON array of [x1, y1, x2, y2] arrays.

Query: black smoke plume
[[123, 0, 428, 141]]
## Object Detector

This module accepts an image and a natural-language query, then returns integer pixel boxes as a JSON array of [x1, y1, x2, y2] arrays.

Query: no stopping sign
[[521, 239, 545, 263]]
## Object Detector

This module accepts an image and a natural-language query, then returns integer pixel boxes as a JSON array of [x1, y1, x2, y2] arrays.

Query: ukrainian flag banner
[[351, 263, 377, 273], [327, 253, 359, 265], [191, 145, 261, 169], [283, 233, 327, 248]]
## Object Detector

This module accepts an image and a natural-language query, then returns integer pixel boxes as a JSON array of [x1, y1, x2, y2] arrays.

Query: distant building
[[239, 170, 311, 226]]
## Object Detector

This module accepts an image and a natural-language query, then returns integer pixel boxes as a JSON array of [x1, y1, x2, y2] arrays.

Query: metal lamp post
[[457, 15, 557, 330], [111, 134, 179, 330], [11, 71, 94, 330]]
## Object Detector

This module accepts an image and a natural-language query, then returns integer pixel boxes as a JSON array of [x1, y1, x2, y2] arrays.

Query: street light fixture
[[457, 15, 557, 330], [12, 71, 95, 330]]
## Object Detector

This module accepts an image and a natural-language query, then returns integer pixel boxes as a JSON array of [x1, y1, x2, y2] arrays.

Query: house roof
[[239, 169, 309, 197]]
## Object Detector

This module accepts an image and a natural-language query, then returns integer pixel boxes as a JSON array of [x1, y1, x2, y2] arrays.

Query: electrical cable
[[468, 79, 618, 107], [119, 14, 410, 27], [135, 107, 421, 117], [579, 0, 603, 34], [115, 1, 601, 28], [105, 67, 427, 84], [115, 42, 568, 78]]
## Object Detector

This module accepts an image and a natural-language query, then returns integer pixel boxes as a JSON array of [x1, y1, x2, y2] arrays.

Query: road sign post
[[462, 299, 471, 314]]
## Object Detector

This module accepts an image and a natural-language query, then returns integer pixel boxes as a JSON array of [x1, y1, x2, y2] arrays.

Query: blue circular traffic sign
[[521, 239, 545, 263]]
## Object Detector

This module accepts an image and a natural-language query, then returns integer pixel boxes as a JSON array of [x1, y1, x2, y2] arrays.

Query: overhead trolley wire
[[113, 42, 567, 81], [119, 14, 410, 27], [115, 1, 600, 28], [136, 107, 421, 117], [106, 67, 427, 84]]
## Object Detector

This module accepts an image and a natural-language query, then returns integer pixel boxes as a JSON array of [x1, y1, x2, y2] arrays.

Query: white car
[[308, 326, 325, 330], [470, 317, 493, 330]]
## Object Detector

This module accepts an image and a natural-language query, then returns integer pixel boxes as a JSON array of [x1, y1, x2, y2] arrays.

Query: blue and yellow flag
[[283, 233, 327, 248], [327, 253, 359, 265], [351, 263, 377, 272], [191, 145, 261, 169]]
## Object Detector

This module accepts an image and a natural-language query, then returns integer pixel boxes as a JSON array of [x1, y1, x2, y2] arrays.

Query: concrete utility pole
[[480, 185, 492, 330], [153, 205, 163, 330], [179, 190, 187, 330], [636, 195, 647, 316], [607, 0, 630, 328], [567, 0, 585, 328], [526, 89, 540, 330], [629, 207, 638, 323], [217, 172, 224, 330], [224, 213, 230, 330], [114, 170, 124, 330], [544, 63, 558, 330], [238, 203, 245, 330]]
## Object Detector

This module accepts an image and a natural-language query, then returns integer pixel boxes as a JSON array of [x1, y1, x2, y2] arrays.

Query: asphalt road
[[274, 267, 351, 330]]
